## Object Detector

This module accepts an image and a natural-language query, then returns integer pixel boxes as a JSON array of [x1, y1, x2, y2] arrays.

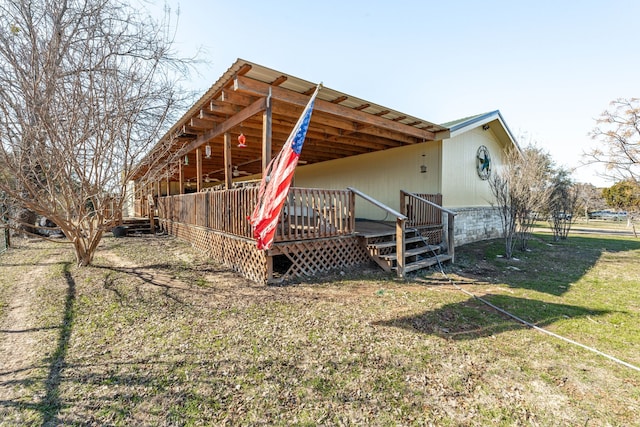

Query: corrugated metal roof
[[441, 111, 496, 131], [137, 58, 452, 181], [443, 110, 520, 151], [167, 58, 448, 139]]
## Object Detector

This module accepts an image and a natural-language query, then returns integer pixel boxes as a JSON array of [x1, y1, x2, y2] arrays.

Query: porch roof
[[134, 58, 450, 183]]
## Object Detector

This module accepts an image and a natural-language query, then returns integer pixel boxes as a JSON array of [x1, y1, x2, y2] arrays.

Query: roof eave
[[447, 110, 520, 152]]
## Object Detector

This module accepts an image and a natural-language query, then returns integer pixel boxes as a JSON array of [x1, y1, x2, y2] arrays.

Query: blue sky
[[160, 0, 638, 186]]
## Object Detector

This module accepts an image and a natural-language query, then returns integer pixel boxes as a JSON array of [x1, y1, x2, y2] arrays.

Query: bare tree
[[547, 168, 579, 241], [587, 98, 640, 183], [489, 145, 554, 258], [0, 0, 192, 265]]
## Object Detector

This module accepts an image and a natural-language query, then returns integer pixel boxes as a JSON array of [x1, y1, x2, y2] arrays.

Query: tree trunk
[[14, 207, 36, 236], [70, 231, 103, 267]]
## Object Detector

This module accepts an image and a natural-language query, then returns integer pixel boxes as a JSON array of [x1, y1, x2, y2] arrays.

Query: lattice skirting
[[417, 228, 443, 246], [160, 220, 371, 285], [268, 236, 371, 284], [160, 219, 267, 284]]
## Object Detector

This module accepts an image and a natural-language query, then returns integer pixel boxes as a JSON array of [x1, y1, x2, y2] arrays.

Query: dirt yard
[[1, 233, 638, 425]]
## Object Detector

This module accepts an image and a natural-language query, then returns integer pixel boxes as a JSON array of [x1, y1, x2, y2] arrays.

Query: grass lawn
[[0, 229, 638, 426]]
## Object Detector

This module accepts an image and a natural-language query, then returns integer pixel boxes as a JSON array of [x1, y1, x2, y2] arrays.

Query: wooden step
[[368, 236, 426, 249], [114, 217, 157, 235], [394, 254, 453, 273], [358, 229, 419, 240], [380, 245, 441, 261]]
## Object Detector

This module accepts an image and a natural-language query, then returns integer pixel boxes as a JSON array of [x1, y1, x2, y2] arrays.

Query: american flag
[[249, 84, 322, 250]]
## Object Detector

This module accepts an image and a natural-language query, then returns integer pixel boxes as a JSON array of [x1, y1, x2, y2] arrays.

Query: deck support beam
[[178, 97, 267, 157], [234, 75, 437, 141], [223, 132, 233, 190], [447, 212, 456, 263], [396, 218, 406, 278], [262, 90, 273, 172], [178, 160, 184, 194], [196, 147, 202, 192]]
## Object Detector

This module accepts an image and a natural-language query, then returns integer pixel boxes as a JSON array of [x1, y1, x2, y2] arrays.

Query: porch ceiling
[[135, 58, 450, 183]]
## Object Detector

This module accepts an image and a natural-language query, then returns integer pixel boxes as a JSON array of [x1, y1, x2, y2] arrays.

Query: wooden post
[[148, 193, 154, 233], [447, 212, 455, 263], [396, 217, 406, 278], [262, 90, 272, 172], [349, 190, 356, 232], [224, 132, 233, 190], [266, 254, 273, 284], [196, 147, 202, 192], [178, 160, 184, 194], [166, 168, 171, 196], [400, 190, 406, 216]]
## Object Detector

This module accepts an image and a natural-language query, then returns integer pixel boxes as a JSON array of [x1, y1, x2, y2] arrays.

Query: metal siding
[[441, 127, 504, 208], [295, 142, 441, 219]]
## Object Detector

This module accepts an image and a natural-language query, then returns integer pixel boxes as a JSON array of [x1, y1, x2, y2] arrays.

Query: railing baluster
[[155, 187, 354, 243]]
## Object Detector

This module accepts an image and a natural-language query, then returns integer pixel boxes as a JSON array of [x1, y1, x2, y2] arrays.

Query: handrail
[[401, 190, 457, 216], [402, 190, 456, 263], [347, 187, 407, 220], [348, 187, 407, 278]]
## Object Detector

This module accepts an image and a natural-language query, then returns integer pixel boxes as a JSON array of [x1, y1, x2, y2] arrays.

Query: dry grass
[[0, 232, 639, 426]]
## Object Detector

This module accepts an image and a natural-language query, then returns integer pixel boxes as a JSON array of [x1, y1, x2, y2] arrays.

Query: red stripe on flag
[[249, 84, 321, 250]]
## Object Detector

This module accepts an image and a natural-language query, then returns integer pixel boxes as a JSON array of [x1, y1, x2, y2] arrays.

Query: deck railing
[[402, 193, 443, 228], [276, 187, 355, 241], [400, 191, 457, 262], [347, 187, 409, 278], [156, 187, 354, 242]]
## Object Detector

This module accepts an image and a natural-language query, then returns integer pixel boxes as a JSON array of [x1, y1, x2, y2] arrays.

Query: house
[[130, 59, 519, 284]]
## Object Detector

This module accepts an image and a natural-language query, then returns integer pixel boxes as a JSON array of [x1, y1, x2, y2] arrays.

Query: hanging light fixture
[[205, 144, 212, 159], [420, 154, 427, 173], [184, 154, 189, 165], [237, 133, 247, 148]]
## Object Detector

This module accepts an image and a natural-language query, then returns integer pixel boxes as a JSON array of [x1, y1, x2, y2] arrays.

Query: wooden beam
[[236, 63, 253, 76], [262, 95, 272, 172], [270, 101, 413, 146], [181, 125, 202, 135], [234, 75, 436, 141], [199, 110, 222, 122], [270, 75, 288, 86], [178, 161, 184, 194], [208, 100, 239, 115], [190, 117, 215, 130], [196, 147, 202, 192], [396, 218, 406, 278], [223, 132, 233, 190], [220, 89, 254, 107], [178, 97, 267, 158]]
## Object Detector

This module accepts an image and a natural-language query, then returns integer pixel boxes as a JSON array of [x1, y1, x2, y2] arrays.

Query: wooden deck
[[354, 220, 396, 237], [145, 188, 451, 283]]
